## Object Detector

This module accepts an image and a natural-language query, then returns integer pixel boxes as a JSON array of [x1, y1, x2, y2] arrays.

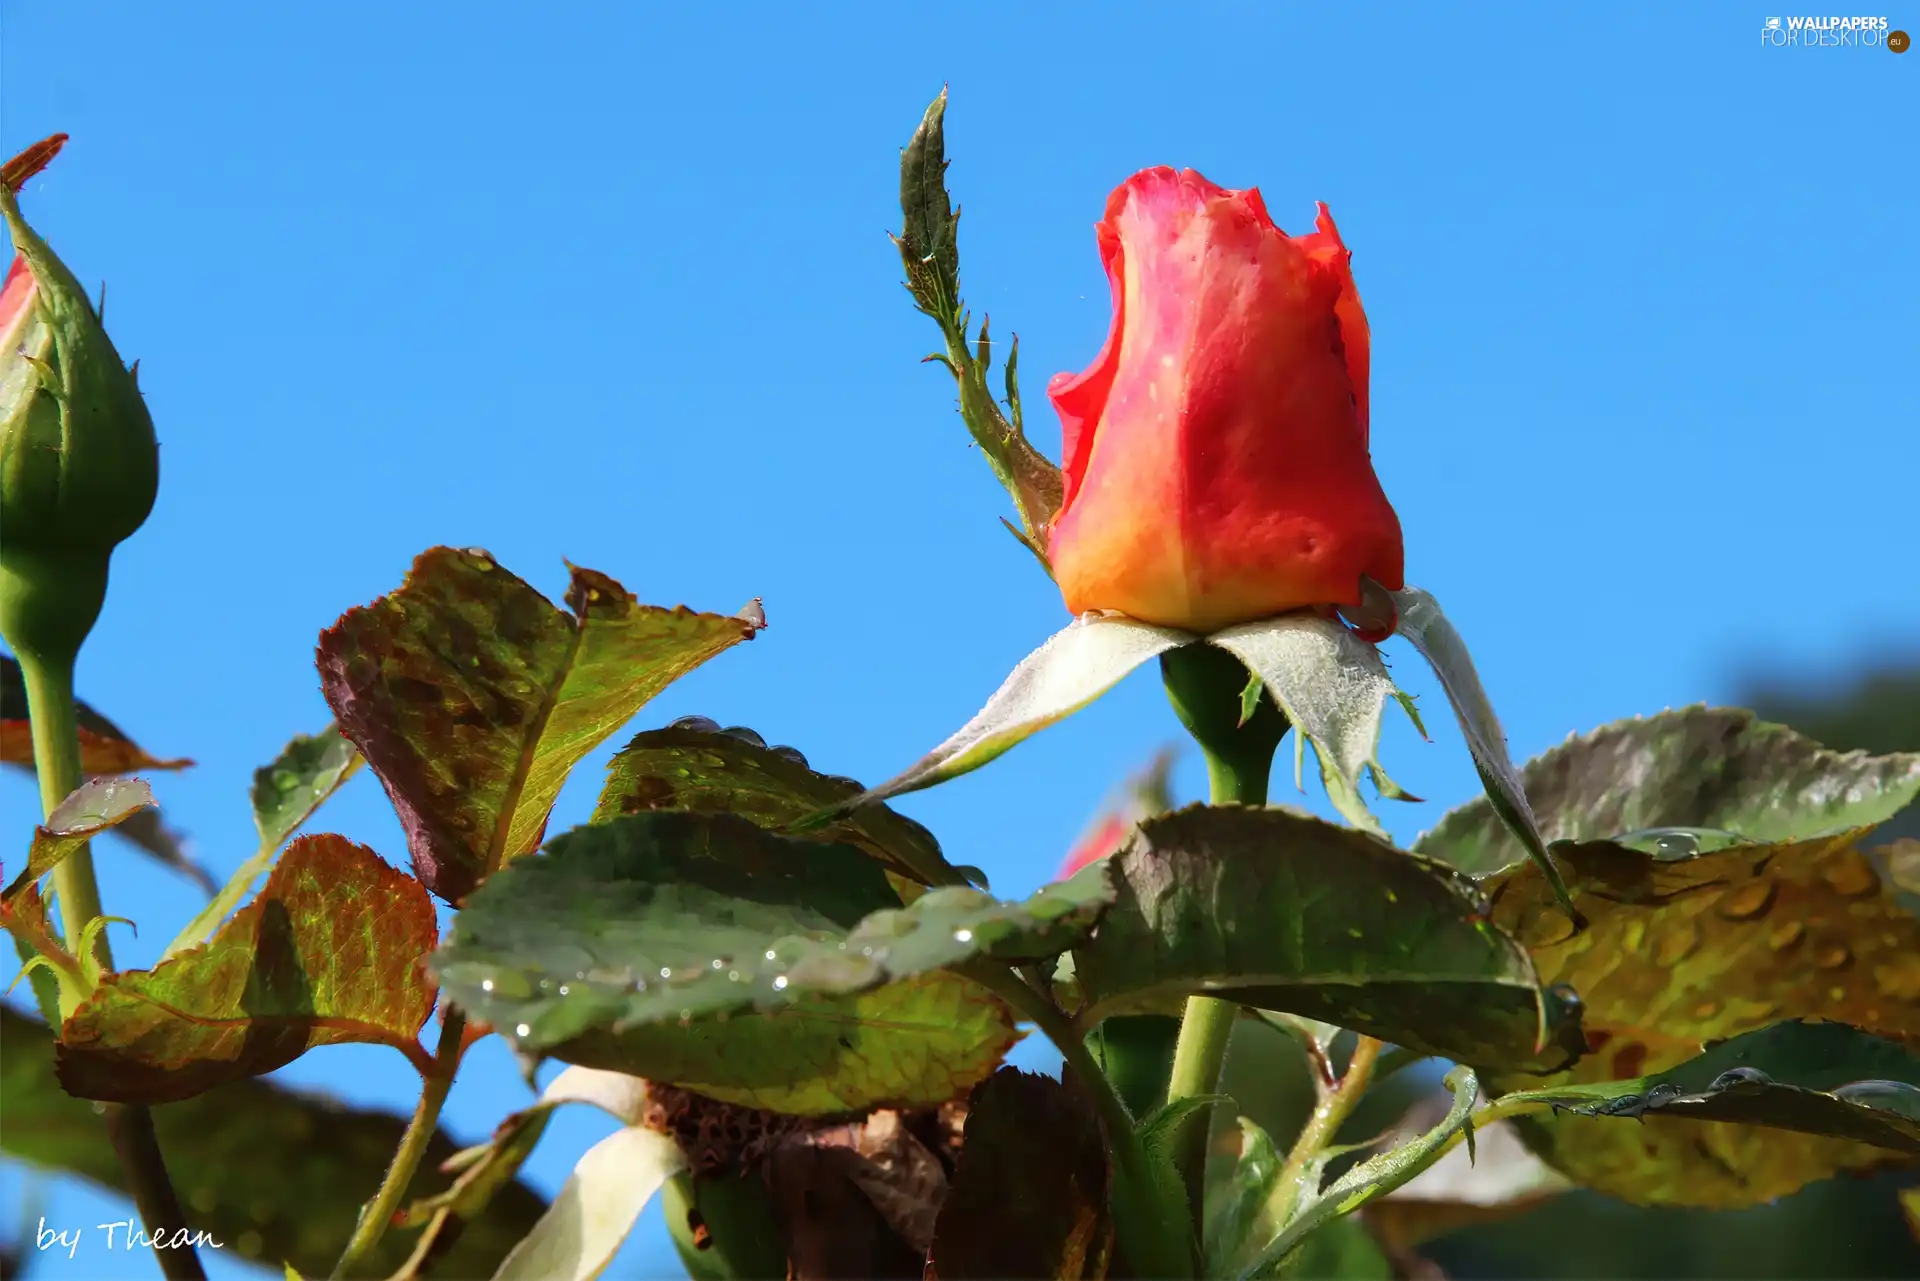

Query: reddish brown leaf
[[316, 547, 760, 902], [56, 834, 438, 1102], [927, 1068, 1112, 1279], [1, 134, 68, 192]]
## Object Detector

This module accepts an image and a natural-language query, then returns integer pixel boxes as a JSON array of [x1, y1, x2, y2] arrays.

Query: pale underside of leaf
[[1389, 587, 1576, 914], [4, 777, 155, 902], [1206, 614, 1404, 834], [491, 1124, 686, 1281], [845, 614, 1192, 808], [540, 1065, 650, 1126]]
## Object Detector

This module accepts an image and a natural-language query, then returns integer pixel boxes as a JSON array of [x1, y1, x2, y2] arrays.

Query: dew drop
[[557, 985, 571, 996], [1768, 919, 1806, 951], [1526, 907, 1577, 948], [728, 970, 741, 982], [1822, 851, 1880, 898], [1652, 919, 1702, 967], [711, 958, 725, 970], [480, 978, 495, 993], [1716, 878, 1777, 921], [1815, 943, 1853, 970], [1707, 1067, 1771, 1089], [514, 1023, 531, 1038], [773, 975, 789, 991], [720, 726, 767, 748], [1833, 1079, 1920, 1118], [672, 715, 722, 733], [660, 967, 673, 979], [770, 745, 810, 768], [765, 949, 778, 961], [1872, 953, 1920, 1000], [953, 928, 974, 944]]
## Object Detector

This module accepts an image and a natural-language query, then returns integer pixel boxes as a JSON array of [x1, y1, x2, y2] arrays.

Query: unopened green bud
[[0, 136, 159, 666]]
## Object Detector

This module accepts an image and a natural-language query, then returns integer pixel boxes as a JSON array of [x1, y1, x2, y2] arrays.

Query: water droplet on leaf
[[1716, 878, 1777, 921]]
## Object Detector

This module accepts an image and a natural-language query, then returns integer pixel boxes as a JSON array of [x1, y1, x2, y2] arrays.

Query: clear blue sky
[[3, 2, 1914, 1276]]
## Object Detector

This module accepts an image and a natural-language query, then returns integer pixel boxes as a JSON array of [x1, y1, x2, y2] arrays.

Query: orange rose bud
[[1045, 168, 1404, 634]]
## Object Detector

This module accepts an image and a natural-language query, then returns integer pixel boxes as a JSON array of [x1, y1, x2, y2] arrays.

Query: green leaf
[[316, 547, 762, 901], [56, 833, 439, 1102], [165, 726, 362, 958], [1388, 587, 1577, 916], [1415, 705, 1920, 876], [1207, 613, 1411, 837], [437, 812, 1107, 1044], [1364, 1109, 1568, 1253], [596, 720, 961, 886], [896, 88, 960, 320], [928, 1068, 1114, 1279], [892, 90, 1063, 552], [1069, 806, 1584, 1072], [1249, 1067, 1480, 1279], [432, 812, 1024, 1113], [1206, 1117, 1286, 1278], [0, 1004, 547, 1280], [1499, 1020, 1920, 1168], [833, 614, 1192, 813], [3, 776, 154, 902], [560, 970, 1019, 1114], [1482, 826, 1920, 1206]]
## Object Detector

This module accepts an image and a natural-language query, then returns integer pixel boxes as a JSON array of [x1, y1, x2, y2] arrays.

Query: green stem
[[1158, 644, 1288, 1224], [15, 648, 203, 1281], [18, 652, 109, 1002], [964, 963, 1195, 1278], [1268, 1035, 1383, 1228], [331, 1009, 467, 1279]]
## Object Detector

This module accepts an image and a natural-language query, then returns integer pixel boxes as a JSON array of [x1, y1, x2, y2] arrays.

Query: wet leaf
[[166, 727, 362, 958], [0, 654, 194, 773], [56, 834, 438, 1102], [596, 721, 960, 886], [0, 1004, 546, 1279], [1498, 1021, 1920, 1183], [1482, 827, 1920, 1205], [433, 812, 1023, 1113], [928, 1068, 1113, 1279], [1206, 613, 1407, 836], [837, 615, 1191, 813], [1417, 705, 1920, 876], [3, 777, 154, 902], [560, 970, 1018, 1115], [316, 547, 760, 902], [1069, 806, 1583, 1072], [435, 811, 1101, 1045], [1389, 587, 1576, 915]]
